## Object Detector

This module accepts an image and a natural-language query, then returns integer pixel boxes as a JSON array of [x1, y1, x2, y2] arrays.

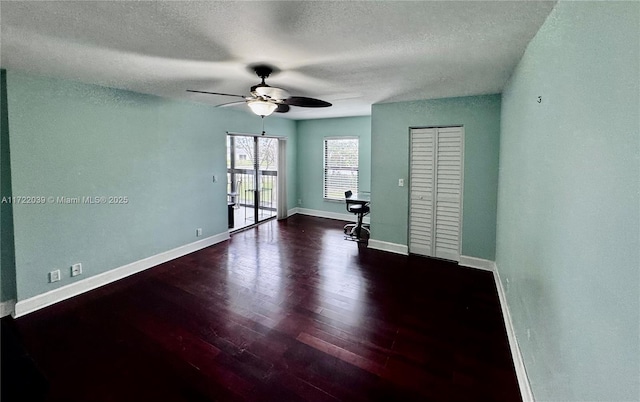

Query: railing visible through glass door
[[227, 135, 278, 230]]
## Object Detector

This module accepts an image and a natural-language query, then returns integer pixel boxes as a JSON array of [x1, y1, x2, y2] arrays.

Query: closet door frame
[[408, 126, 465, 261]]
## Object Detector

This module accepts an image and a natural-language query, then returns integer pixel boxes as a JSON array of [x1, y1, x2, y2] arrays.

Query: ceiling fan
[[187, 65, 332, 117]]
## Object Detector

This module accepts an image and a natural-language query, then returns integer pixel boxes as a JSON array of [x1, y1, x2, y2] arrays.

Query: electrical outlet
[[398, 178, 404, 187], [196, 228, 203, 237], [49, 270, 61, 283], [71, 263, 82, 277], [298, 199, 302, 205]]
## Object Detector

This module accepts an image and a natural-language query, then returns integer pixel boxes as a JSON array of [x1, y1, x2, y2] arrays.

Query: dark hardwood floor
[[1, 215, 520, 401]]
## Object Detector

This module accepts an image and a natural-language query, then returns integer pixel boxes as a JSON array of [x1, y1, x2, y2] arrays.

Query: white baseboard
[[1, 299, 16, 317], [287, 207, 299, 217], [494, 263, 534, 402], [296, 208, 371, 224], [459, 255, 495, 272], [367, 239, 409, 255], [13, 231, 230, 318]]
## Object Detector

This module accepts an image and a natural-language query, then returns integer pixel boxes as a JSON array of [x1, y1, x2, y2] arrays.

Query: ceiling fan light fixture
[[247, 99, 277, 117]]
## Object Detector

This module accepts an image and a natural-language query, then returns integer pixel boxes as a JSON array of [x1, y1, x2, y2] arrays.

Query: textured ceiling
[[0, 1, 556, 120]]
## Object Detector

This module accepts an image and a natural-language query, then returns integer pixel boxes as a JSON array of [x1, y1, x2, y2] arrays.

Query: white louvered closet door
[[409, 127, 463, 262], [409, 128, 435, 256]]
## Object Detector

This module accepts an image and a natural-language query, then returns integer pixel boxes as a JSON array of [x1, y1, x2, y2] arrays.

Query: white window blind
[[323, 138, 359, 200]]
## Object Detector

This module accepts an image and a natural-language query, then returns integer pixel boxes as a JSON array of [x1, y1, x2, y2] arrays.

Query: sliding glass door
[[227, 135, 278, 230]]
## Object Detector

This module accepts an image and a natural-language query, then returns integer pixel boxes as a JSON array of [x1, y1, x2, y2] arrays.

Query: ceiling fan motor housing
[[251, 65, 289, 101], [252, 84, 289, 101]]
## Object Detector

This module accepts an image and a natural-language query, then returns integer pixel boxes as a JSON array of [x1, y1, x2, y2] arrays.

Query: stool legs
[[344, 212, 369, 241], [344, 222, 357, 236]]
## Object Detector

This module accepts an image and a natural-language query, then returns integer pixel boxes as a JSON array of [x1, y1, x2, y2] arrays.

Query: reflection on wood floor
[[230, 204, 277, 232], [2, 215, 520, 402]]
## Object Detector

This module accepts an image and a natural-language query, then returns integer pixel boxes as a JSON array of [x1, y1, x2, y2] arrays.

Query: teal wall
[[496, 2, 639, 401], [5, 72, 296, 301], [1, 70, 17, 302], [296, 116, 371, 214], [371, 95, 501, 260]]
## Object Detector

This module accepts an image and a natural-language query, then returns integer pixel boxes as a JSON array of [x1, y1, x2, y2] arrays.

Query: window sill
[[323, 198, 345, 203]]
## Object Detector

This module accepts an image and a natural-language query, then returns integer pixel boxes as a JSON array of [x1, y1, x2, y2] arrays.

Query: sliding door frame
[[227, 132, 286, 226]]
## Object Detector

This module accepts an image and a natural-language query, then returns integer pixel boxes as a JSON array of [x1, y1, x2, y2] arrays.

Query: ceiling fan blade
[[216, 101, 246, 108], [186, 90, 246, 99], [274, 104, 290, 113], [284, 96, 332, 108]]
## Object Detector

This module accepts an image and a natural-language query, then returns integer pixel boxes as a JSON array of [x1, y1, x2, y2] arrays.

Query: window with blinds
[[323, 137, 359, 200]]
